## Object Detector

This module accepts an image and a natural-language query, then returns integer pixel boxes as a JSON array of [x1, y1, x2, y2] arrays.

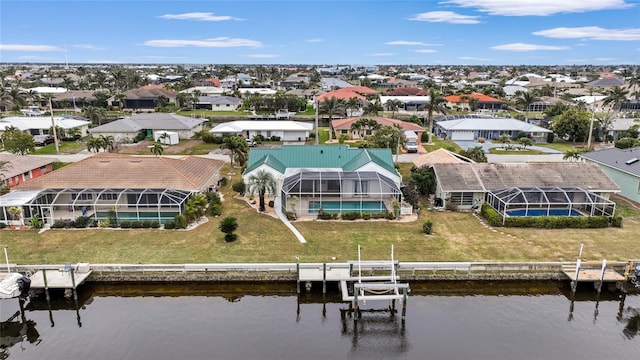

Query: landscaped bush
[[224, 233, 238, 242], [423, 221, 433, 234], [164, 221, 176, 229], [285, 211, 297, 221], [445, 202, 458, 212], [611, 216, 623, 228], [481, 204, 502, 227], [385, 211, 396, 220], [502, 215, 610, 229], [232, 180, 246, 195], [615, 138, 637, 149], [208, 203, 222, 216], [341, 212, 361, 220], [131, 220, 144, 228], [0, 223, 6, 229], [142, 220, 154, 228], [52, 220, 69, 228], [268, 200, 274, 208], [174, 214, 188, 229], [270, 135, 281, 141], [317, 210, 338, 220], [74, 216, 92, 228], [362, 212, 371, 220], [219, 177, 229, 187], [119, 221, 131, 228]]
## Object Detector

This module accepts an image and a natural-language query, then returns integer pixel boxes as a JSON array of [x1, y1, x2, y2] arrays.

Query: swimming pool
[[309, 201, 387, 213], [506, 208, 583, 217]]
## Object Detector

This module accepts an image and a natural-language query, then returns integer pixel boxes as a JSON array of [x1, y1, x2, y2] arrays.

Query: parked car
[[33, 134, 54, 146], [404, 140, 418, 153]]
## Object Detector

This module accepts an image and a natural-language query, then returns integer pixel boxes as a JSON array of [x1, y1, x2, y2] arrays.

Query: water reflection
[[0, 300, 40, 360]]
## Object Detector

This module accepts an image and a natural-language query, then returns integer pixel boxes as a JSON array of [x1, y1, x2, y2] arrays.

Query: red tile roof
[[445, 93, 505, 103], [331, 116, 424, 131], [385, 87, 429, 96], [317, 86, 377, 102]]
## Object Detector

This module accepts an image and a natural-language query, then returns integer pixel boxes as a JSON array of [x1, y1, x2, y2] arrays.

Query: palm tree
[[8, 87, 26, 114], [419, 88, 448, 143], [83, 105, 107, 126], [563, 149, 582, 162], [385, 99, 403, 118], [319, 97, 346, 123], [247, 169, 277, 212], [515, 92, 540, 123], [603, 86, 630, 117], [345, 97, 360, 117], [150, 142, 164, 157], [221, 135, 249, 167], [99, 135, 115, 152], [363, 100, 382, 116], [629, 75, 640, 100], [0, 84, 14, 112], [86, 137, 102, 153]]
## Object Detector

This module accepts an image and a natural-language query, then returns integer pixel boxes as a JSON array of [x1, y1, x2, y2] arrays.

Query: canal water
[[1, 281, 638, 360]]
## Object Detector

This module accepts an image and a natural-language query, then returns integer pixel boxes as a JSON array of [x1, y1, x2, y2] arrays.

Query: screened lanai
[[280, 170, 402, 217], [485, 187, 616, 224], [7, 188, 193, 225]]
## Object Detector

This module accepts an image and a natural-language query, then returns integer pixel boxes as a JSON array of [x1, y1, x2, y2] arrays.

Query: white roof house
[[181, 86, 225, 96], [210, 121, 313, 141], [0, 116, 90, 136], [436, 117, 551, 142]]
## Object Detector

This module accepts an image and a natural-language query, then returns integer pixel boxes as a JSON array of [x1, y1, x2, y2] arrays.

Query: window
[[40, 165, 48, 173], [71, 193, 93, 200], [100, 193, 118, 200], [341, 129, 348, 134], [450, 192, 474, 206], [23, 171, 31, 180]]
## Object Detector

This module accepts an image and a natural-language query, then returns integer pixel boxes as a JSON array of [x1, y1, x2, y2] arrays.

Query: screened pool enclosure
[[280, 171, 402, 217], [485, 187, 616, 224]]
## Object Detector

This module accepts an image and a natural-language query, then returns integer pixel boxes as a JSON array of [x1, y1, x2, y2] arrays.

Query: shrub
[[219, 177, 229, 187], [445, 202, 458, 212], [164, 221, 176, 230], [481, 204, 502, 227], [99, 220, 111, 228], [224, 233, 238, 242], [52, 220, 69, 228], [149, 221, 160, 228], [142, 220, 154, 228], [208, 203, 222, 216], [232, 180, 246, 195], [422, 221, 433, 234], [268, 200, 274, 208], [611, 216, 623, 228], [174, 214, 188, 229], [0, 223, 6, 229], [362, 212, 371, 220], [341, 212, 361, 220], [270, 135, 281, 141], [120, 221, 131, 229], [285, 211, 297, 221], [546, 133, 555, 143], [385, 211, 396, 220], [74, 216, 91, 228], [131, 221, 143, 228], [615, 138, 637, 149], [253, 135, 265, 142], [206, 191, 221, 205]]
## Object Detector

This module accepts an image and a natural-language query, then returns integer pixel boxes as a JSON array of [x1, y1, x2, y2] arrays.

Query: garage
[[451, 130, 475, 141]]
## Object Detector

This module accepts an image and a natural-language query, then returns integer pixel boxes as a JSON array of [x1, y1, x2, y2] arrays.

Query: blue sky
[[1, 0, 639, 65]]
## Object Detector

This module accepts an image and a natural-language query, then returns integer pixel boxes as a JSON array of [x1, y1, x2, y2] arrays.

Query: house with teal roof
[[243, 145, 404, 218]]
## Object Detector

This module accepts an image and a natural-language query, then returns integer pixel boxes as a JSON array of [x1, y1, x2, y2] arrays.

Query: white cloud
[[386, 40, 442, 46], [0, 44, 63, 51], [144, 37, 262, 48], [442, 0, 631, 16], [410, 11, 480, 24], [72, 44, 104, 50], [594, 57, 616, 61], [491, 43, 570, 51], [305, 38, 324, 43], [533, 26, 640, 41], [246, 54, 278, 58], [368, 53, 395, 56], [159, 12, 243, 21], [459, 56, 492, 61], [17, 55, 55, 60], [415, 49, 438, 53]]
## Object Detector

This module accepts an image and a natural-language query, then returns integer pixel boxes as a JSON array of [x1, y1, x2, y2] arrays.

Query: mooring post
[[402, 288, 408, 321], [322, 263, 327, 294], [42, 268, 50, 302], [596, 259, 607, 296], [354, 289, 359, 321], [296, 262, 300, 294], [70, 266, 78, 302], [572, 259, 581, 295]]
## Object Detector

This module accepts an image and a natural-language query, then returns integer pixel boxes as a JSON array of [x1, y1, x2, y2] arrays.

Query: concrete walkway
[[274, 196, 306, 244]]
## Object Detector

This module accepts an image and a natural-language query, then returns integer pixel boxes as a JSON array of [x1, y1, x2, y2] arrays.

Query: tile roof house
[[243, 145, 404, 218], [210, 121, 313, 141], [119, 85, 177, 110], [0, 116, 90, 137], [435, 116, 551, 143], [431, 162, 619, 210], [317, 86, 377, 102], [196, 96, 241, 111], [411, 148, 475, 168], [331, 116, 424, 141], [0, 152, 224, 226], [444, 93, 506, 111], [89, 113, 205, 142], [581, 146, 640, 204], [0, 154, 57, 188]]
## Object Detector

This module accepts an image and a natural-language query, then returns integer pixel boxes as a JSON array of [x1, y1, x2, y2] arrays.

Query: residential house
[[119, 85, 177, 110], [196, 96, 241, 111], [581, 147, 640, 203], [88, 113, 205, 142], [0, 154, 57, 188], [243, 145, 404, 218], [0, 152, 224, 226], [331, 116, 424, 141], [0, 115, 90, 137], [607, 118, 640, 141], [444, 93, 506, 111], [210, 121, 313, 141], [435, 116, 551, 143], [411, 148, 474, 169]]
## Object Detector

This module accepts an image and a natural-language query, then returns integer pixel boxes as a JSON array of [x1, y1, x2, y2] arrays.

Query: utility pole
[[49, 96, 59, 153], [587, 99, 595, 151]]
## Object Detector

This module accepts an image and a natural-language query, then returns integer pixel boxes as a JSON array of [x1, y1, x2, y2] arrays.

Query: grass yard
[[488, 148, 545, 155], [2, 167, 639, 265], [32, 141, 85, 155]]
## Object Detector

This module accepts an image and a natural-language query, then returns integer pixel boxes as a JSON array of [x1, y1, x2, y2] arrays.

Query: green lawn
[[3, 166, 639, 265], [422, 137, 461, 152], [488, 148, 545, 155], [535, 141, 585, 152], [318, 128, 330, 144], [31, 141, 85, 155]]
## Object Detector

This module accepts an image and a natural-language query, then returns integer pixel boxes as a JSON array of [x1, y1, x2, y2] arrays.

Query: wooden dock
[[562, 264, 625, 282], [298, 265, 351, 282], [29, 264, 92, 290]]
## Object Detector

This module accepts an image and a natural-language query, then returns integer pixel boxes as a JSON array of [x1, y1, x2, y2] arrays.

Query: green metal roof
[[244, 145, 398, 175]]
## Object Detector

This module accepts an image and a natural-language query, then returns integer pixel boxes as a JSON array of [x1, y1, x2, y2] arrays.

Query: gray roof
[[0, 154, 58, 180], [433, 163, 619, 192], [90, 113, 204, 133], [436, 117, 551, 133], [198, 96, 241, 105], [581, 146, 640, 177], [586, 77, 625, 87], [609, 118, 640, 131]]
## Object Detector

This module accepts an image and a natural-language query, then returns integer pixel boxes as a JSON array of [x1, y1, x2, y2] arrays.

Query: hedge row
[[480, 204, 618, 228]]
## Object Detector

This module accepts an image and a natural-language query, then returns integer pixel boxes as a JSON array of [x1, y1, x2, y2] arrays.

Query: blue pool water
[[309, 201, 387, 213], [506, 208, 582, 217]]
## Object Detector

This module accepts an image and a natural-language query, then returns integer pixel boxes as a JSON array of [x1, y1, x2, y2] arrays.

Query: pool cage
[[14, 188, 193, 225], [280, 171, 402, 217], [485, 187, 616, 224]]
